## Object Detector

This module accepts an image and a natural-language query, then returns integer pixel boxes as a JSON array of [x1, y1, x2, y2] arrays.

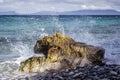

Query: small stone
[[69, 72, 74, 75], [56, 75, 64, 80], [94, 75, 99, 79], [74, 70, 79, 73], [117, 77, 120, 80], [101, 78, 110, 80], [94, 65, 99, 69], [111, 76, 117, 79], [86, 79, 92, 80], [110, 71, 117, 75], [118, 74, 120, 77], [53, 73, 57, 76], [99, 75, 105, 78], [92, 72, 97, 76], [98, 67, 104, 71], [65, 69, 69, 72], [73, 72, 82, 78]]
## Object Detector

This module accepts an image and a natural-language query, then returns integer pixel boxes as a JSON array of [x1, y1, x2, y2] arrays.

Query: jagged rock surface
[[19, 33, 105, 73]]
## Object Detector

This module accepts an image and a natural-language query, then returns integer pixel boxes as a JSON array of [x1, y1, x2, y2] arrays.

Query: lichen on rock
[[19, 32, 105, 73]]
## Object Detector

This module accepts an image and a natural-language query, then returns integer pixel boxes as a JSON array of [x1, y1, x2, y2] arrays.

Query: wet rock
[[110, 71, 117, 75], [20, 64, 120, 80], [74, 70, 79, 73], [98, 67, 104, 72], [94, 75, 99, 80], [55, 75, 64, 80], [19, 33, 105, 73], [73, 72, 82, 78], [101, 78, 110, 80], [93, 65, 100, 69], [68, 72, 74, 75]]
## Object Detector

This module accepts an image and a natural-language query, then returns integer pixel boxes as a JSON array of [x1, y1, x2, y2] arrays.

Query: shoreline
[[18, 64, 120, 80]]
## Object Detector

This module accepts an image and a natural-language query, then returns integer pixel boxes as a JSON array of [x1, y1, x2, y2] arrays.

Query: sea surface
[[0, 15, 120, 79]]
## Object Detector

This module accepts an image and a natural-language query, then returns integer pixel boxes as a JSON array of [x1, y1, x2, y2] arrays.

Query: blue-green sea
[[0, 15, 120, 79]]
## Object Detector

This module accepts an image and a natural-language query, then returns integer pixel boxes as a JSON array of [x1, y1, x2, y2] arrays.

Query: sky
[[0, 0, 120, 14]]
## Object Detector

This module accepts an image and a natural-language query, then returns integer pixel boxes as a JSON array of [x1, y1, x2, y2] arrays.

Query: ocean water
[[0, 15, 120, 79]]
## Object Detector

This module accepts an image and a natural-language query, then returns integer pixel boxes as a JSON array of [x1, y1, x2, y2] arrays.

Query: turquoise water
[[0, 15, 120, 79]]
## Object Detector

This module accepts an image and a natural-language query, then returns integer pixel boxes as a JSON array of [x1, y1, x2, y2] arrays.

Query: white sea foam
[[0, 42, 34, 79], [11, 42, 34, 65], [0, 26, 50, 79]]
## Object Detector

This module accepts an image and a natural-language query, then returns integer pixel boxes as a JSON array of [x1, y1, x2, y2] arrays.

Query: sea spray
[[0, 15, 120, 79], [12, 42, 34, 64], [52, 16, 65, 35]]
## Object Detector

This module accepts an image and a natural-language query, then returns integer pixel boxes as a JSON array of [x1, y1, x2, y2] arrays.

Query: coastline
[[17, 64, 120, 80]]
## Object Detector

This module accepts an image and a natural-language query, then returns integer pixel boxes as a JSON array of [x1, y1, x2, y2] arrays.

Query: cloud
[[0, 0, 3, 3], [0, 0, 120, 13]]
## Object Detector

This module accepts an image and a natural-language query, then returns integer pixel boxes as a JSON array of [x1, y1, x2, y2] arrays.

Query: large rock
[[19, 33, 105, 73]]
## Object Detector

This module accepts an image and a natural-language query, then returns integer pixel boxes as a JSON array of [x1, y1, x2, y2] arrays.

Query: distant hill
[[32, 11, 59, 15], [31, 10, 120, 15], [59, 10, 120, 15], [0, 11, 18, 15], [0, 10, 120, 15]]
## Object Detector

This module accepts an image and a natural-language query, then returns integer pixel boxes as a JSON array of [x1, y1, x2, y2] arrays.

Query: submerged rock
[[19, 33, 105, 73]]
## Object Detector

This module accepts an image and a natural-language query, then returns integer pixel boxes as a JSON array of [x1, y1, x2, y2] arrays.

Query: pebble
[[55, 75, 64, 80], [110, 71, 118, 75], [94, 65, 99, 69], [74, 70, 79, 73], [73, 72, 81, 78], [18, 64, 120, 80], [98, 67, 104, 72], [68, 72, 74, 75], [101, 78, 110, 80]]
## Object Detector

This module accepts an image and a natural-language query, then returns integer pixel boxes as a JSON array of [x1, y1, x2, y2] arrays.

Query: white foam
[[0, 41, 35, 79], [12, 42, 34, 64]]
